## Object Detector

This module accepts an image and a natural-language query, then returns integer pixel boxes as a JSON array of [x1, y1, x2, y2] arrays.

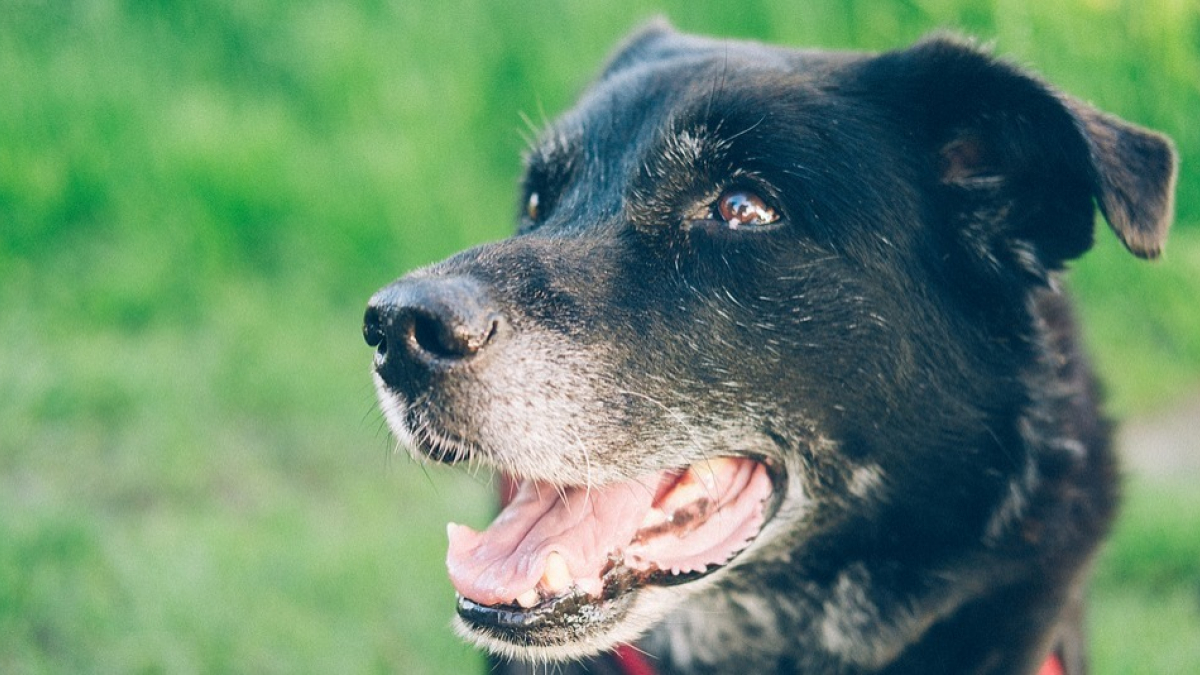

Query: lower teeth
[[515, 589, 540, 608]]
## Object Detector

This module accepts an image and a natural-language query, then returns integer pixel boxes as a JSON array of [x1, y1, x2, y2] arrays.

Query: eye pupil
[[717, 190, 777, 229]]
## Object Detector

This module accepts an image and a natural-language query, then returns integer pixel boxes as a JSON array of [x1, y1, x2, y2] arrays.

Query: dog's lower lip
[[456, 593, 578, 629], [455, 584, 625, 630]]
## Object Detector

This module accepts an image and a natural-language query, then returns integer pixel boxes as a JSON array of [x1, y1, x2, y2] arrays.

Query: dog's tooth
[[539, 551, 571, 595], [515, 589, 540, 609]]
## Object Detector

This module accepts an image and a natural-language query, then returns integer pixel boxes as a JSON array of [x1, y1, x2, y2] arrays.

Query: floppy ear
[[859, 36, 1176, 278], [1067, 100, 1176, 258]]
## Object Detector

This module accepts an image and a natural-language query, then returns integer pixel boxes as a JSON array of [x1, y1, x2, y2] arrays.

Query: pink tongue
[[446, 475, 664, 606], [445, 459, 775, 608]]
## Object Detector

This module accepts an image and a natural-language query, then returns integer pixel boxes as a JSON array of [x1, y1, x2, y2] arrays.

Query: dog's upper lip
[[445, 457, 774, 609]]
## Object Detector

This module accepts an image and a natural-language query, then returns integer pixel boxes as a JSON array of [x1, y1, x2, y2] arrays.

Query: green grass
[[1090, 478, 1200, 674], [1, 1, 1198, 672]]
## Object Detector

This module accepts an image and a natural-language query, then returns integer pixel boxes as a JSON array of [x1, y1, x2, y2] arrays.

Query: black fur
[[364, 22, 1175, 675]]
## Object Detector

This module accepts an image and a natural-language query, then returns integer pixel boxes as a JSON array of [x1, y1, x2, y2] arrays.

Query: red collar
[[1038, 652, 1066, 675], [609, 645, 1065, 675]]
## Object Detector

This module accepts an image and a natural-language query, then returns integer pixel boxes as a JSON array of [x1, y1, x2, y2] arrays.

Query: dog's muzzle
[[363, 273, 785, 653]]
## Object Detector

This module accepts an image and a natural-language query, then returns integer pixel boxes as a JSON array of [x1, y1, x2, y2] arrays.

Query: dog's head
[[364, 22, 1174, 663]]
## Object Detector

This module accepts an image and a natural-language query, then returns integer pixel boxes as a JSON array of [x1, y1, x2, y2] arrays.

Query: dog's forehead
[[519, 39, 875, 238], [534, 39, 861, 166]]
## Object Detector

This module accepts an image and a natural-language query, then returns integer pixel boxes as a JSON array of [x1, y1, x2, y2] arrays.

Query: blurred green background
[[2, 1, 1198, 673]]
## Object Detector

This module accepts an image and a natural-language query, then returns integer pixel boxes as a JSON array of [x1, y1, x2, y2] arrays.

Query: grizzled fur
[[364, 21, 1175, 675]]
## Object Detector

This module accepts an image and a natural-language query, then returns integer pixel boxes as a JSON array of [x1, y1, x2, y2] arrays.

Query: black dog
[[363, 22, 1176, 675]]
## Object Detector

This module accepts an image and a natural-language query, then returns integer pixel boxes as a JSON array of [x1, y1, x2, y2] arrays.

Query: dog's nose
[[364, 275, 505, 376]]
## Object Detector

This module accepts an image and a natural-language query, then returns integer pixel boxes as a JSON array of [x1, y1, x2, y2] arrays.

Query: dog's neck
[[637, 551, 1071, 675]]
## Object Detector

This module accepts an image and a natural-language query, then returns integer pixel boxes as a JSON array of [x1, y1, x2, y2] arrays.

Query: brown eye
[[525, 192, 541, 221], [717, 190, 778, 229]]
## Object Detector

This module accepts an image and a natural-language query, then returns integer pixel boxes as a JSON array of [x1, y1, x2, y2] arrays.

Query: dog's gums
[[446, 457, 775, 620]]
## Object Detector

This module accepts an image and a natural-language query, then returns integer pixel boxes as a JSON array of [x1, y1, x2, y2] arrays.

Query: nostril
[[409, 309, 500, 360], [410, 311, 454, 357], [363, 306, 387, 350]]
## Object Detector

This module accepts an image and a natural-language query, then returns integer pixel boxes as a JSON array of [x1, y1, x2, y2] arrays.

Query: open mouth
[[446, 456, 780, 644]]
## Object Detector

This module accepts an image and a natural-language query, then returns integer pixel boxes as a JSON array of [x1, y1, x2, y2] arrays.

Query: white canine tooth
[[515, 589, 540, 609], [539, 551, 572, 595]]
